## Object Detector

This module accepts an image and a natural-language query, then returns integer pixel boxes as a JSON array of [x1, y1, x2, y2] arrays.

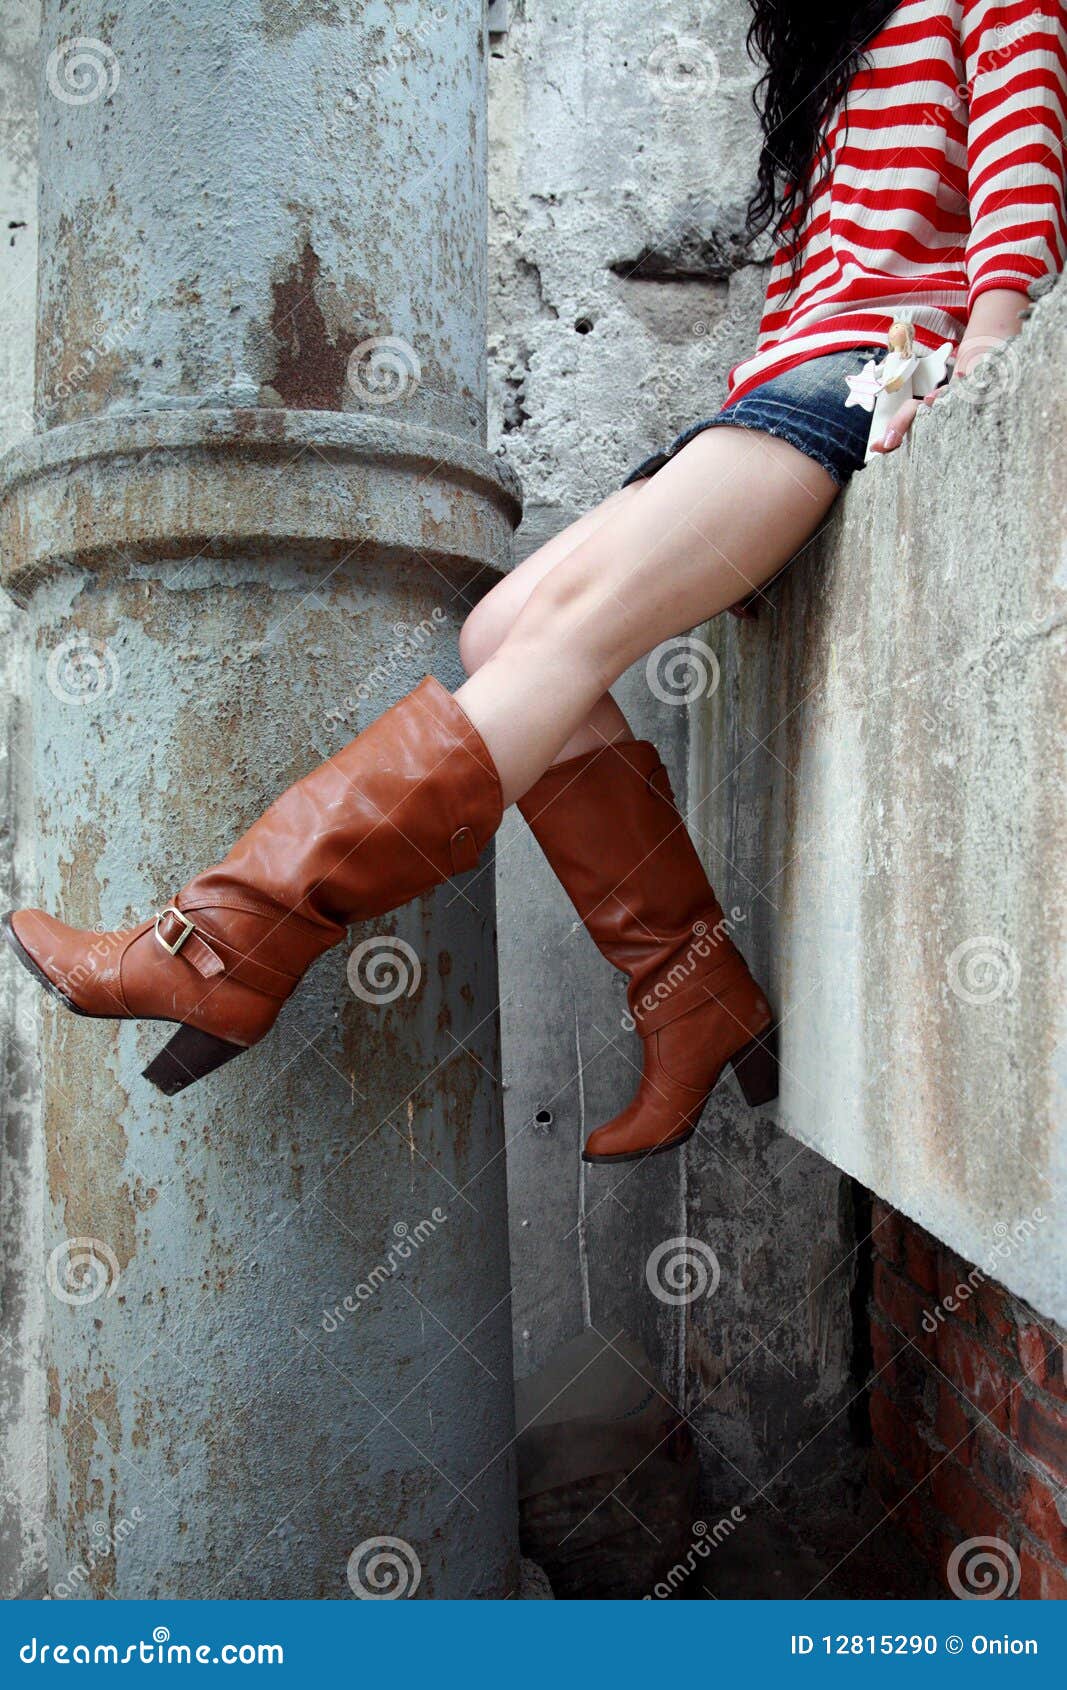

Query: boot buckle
[[154, 906, 195, 956]]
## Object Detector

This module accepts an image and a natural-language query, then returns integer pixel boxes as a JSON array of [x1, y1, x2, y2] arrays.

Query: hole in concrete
[[533, 1107, 554, 1131], [574, 317, 594, 335]]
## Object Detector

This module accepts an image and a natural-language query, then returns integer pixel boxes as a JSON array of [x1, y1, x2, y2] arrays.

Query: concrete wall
[[0, 0, 45, 1600], [690, 280, 1066, 1331], [488, 0, 868, 1516]]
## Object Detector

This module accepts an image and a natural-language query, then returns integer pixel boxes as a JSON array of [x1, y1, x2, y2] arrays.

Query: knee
[[462, 540, 615, 679], [458, 594, 511, 676], [516, 550, 606, 649]]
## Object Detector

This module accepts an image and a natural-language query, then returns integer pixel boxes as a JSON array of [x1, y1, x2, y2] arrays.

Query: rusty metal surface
[[0, 409, 521, 602], [0, 0, 46, 1602], [4, 0, 522, 1597]]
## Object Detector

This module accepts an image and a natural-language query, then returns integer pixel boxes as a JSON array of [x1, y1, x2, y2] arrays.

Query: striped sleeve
[[962, 0, 1067, 310]]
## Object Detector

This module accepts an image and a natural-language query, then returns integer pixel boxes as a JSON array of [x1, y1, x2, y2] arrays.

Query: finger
[[870, 398, 921, 453]]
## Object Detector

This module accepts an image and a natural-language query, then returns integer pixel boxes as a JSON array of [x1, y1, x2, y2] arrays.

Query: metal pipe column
[[0, 0, 521, 1598]]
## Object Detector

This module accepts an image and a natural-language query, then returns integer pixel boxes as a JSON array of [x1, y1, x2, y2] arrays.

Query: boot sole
[[581, 1126, 696, 1165], [2, 912, 91, 1016], [3, 911, 246, 1096], [582, 1023, 779, 1165]]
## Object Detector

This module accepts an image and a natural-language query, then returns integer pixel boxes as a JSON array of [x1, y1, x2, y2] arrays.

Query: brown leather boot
[[518, 739, 776, 1163], [4, 678, 502, 1095]]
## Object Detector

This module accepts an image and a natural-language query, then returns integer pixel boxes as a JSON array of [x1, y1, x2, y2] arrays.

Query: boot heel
[[143, 1025, 245, 1095], [730, 1024, 779, 1108]]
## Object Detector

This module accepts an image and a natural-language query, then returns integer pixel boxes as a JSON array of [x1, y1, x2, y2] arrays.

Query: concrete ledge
[[693, 282, 1065, 1325]]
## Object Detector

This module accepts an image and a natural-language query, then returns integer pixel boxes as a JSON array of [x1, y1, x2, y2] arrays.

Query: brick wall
[[869, 1200, 1067, 1600]]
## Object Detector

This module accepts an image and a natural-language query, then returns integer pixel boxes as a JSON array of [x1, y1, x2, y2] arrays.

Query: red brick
[[871, 1317, 901, 1386], [874, 1259, 938, 1359], [937, 1322, 1016, 1432], [971, 1423, 1025, 1507], [1017, 1323, 1067, 1402], [870, 1387, 931, 1483], [901, 1221, 941, 1296], [871, 1200, 903, 1268], [929, 1460, 1014, 1545], [1018, 1472, 1067, 1563], [935, 1385, 975, 1465], [1014, 1392, 1067, 1482], [873, 1317, 936, 1417], [1019, 1547, 1067, 1601], [975, 1278, 1016, 1350], [934, 1251, 982, 1326]]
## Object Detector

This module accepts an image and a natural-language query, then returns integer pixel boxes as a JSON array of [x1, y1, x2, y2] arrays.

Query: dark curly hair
[[745, 2, 902, 280]]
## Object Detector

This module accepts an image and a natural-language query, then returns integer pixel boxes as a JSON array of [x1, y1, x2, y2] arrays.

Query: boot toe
[[582, 1105, 649, 1163], [582, 1120, 628, 1161], [582, 1099, 698, 1164], [6, 907, 73, 971], [3, 907, 114, 1014]]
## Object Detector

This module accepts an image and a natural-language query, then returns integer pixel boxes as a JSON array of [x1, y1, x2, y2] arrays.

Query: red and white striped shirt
[[726, 0, 1067, 405]]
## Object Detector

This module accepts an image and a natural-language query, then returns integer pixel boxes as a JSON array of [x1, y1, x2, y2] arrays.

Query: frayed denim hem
[[622, 410, 861, 490], [620, 347, 879, 490]]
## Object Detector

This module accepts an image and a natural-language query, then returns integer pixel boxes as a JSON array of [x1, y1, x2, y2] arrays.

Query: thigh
[[526, 423, 841, 678]]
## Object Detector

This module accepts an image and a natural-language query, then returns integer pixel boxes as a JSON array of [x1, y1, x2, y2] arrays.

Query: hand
[[870, 288, 1028, 454], [867, 386, 951, 454]]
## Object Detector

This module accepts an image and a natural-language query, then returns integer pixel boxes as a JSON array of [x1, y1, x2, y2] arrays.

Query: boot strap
[[153, 907, 300, 999], [154, 908, 226, 978], [450, 826, 480, 873]]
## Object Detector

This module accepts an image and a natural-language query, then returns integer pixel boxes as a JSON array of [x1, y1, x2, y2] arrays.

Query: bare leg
[[460, 485, 643, 760], [456, 426, 840, 804]]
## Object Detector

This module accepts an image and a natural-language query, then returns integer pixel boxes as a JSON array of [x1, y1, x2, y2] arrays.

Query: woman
[[6, 1, 1065, 1163]]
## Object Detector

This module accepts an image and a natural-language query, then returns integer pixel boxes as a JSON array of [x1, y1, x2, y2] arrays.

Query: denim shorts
[[622, 346, 885, 489]]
